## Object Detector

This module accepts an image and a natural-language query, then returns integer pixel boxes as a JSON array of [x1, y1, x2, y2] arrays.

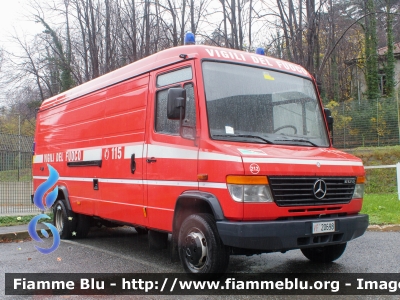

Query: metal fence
[[0, 133, 40, 215], [331, 95, 400, 149]]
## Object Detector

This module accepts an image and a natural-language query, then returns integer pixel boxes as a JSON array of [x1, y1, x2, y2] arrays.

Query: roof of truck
[[40, 45, 312, 111]]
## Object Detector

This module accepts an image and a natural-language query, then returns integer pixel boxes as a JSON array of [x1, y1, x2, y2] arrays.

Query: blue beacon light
[[184, 32, 195, 45], [255, 47, 265, 55]]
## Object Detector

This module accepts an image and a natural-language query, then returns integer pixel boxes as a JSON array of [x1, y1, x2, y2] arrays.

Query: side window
[[155, 68, 196, 135], [156, 67, 192, 87]]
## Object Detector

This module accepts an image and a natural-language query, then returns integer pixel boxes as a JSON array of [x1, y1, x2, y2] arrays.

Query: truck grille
[[268, 177, 356, 206]]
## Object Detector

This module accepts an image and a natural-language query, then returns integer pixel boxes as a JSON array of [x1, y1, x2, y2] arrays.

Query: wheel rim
[[55, 205, 64, 232], [183, 227, 208, 270]]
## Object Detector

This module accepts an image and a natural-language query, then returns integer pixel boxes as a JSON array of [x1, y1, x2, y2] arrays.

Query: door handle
[[131, 154, 136, 174], [146, 157, 157, 163]]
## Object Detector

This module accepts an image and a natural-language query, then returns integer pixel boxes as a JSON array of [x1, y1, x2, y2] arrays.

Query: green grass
[[0, 213, 53, 227], [365, 168, 397, 194], [361, 193, 400, 225], [340, 145, 400, 224], [346, 145, 400, 194], [350, 145, 400, 160]]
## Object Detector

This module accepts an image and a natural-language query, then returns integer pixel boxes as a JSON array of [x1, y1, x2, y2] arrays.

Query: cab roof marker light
[[226, 175, 269, 185], [255, 47, 265, 55], [184, 32, 195, 45]]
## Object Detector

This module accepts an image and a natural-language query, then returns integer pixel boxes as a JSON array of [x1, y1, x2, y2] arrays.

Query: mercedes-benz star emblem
[[313, 179, 327, 199]]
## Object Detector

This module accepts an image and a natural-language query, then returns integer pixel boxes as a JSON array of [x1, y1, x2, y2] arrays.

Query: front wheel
[[53, 200, 77, 239], [178, 213, 229, 276], [301, 243, 347, 263]]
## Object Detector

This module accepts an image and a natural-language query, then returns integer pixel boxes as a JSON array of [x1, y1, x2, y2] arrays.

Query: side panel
[[34, 89, 107, 215], [97, 74, 149, 225], [34, 74, 149, 226]]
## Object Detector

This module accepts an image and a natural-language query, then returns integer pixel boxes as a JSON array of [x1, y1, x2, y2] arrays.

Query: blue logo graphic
[[28, 164, 60, 254], [33, 164, 59, 210]]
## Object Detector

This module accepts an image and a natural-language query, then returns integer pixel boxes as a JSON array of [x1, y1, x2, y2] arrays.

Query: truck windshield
[[202, 61, 329, 147]]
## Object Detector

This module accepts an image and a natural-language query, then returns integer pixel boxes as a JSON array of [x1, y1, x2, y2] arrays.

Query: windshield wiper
[[275, 138, 318, 147], [213, 134, 274, 144]]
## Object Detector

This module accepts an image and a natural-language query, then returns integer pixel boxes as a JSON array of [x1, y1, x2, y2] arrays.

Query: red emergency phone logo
[[250, 163, 260, 174]]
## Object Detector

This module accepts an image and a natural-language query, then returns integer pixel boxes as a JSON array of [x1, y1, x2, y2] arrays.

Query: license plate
[[312, 221, 335, 234]]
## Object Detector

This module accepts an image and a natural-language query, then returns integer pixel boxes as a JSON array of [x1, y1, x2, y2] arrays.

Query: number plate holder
[[312, 221, 335, 234]]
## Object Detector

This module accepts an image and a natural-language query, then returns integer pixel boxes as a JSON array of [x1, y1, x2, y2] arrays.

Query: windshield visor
[[202, 62, 329, 147]]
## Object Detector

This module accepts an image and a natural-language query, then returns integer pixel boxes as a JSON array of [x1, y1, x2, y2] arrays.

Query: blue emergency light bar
[[184, 32, 195, 45], [255, 47, 265, 55]]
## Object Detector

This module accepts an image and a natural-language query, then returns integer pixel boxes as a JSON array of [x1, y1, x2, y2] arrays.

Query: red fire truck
[[33, 40, 368, 275]]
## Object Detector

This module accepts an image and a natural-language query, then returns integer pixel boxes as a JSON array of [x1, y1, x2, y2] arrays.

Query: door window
[[155, 67, 196, 135]]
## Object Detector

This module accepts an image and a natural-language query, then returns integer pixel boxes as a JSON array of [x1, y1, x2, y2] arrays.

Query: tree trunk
[[190, 0, 195, 34], [248, 0, 252, 50], [276, 0, 292, 61], [237, 0, 243, 50], [105, 0, 111, 73], [167, 0, 178, 47], [180, 0, 186, 45], [144, 0, 150, 56], [385, 0, 395, 97], [306, 0, 316, 73], [220, 0, 229, 47], [230, 0, 239, 49]]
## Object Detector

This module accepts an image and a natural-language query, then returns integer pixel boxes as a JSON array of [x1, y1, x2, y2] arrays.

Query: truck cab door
[[145, 63, 199, 231]]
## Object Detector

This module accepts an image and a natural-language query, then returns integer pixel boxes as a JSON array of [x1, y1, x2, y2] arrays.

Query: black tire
[[301, 243, 347, 263], [53, 200, 77, 239], [178, 213, 230, 276], [74, 214, 92, 238]]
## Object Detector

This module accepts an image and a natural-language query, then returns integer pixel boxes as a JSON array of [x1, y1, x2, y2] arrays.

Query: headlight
[[227, 184, 243, 202], [227, 184, 274, 202], [227, 176, 274, 203], [352, 184, 364, 199], [352, 176, 365, 199]]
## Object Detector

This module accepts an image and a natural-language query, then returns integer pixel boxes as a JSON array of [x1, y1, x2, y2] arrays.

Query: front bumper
[[216, 214, 368, 251]]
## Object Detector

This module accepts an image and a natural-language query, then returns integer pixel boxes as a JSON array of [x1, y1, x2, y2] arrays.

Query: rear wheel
[[178, 213, 229, 276], [301, 243, 347, 263], [53, 200, 77, 239]]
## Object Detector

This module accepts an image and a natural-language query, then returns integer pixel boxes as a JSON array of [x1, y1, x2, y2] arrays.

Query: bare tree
[[7, 34, 46, 101], [105, 0, 111, 73], [0, 0, 388, 111], [0, 47, 3, 72], [144, 0, 151, 56]]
